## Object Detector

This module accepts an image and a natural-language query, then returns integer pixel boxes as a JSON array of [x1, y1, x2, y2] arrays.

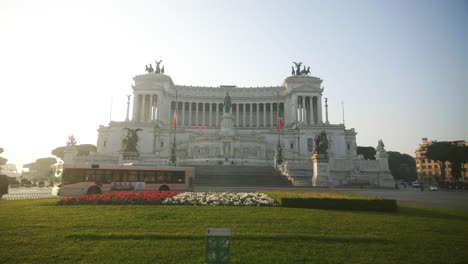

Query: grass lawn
[[1, 198, 468, 264]]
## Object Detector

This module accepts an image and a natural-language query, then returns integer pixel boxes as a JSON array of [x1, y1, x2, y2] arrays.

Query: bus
[[53, 164, 194, 196]]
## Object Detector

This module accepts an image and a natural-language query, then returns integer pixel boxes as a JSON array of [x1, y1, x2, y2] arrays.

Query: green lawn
[[1, 198, 467, 264]]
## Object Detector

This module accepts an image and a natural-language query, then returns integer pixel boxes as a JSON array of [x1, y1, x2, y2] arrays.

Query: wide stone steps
[[194, 165, 291, 187]]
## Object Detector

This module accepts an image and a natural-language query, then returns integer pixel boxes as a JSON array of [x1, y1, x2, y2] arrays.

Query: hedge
[[262, 191, 397, 212]]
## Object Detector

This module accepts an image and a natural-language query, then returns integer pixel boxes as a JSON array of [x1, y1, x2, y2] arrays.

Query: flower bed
[[57, 191, 180, 205], [162, 192, 277, 206]]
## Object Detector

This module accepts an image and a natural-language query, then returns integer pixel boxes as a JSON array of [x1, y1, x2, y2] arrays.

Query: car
[[429, 185, 438, 191]]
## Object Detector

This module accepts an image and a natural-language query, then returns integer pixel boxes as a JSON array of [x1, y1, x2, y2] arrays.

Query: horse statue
[[304, 66, 310, 75], [145, 64, 154, 73]]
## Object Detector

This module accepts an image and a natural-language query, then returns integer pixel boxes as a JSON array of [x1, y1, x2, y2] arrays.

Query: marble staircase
[[193, 165, 291, 187]]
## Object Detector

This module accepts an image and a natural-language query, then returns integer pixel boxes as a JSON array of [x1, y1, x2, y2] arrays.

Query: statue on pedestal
[[313, 130, 328, 155], [122, 128, 142, 154], [223, 92, 232, 113], [155, 60, 163, 74], [66, 135, 77, 147]]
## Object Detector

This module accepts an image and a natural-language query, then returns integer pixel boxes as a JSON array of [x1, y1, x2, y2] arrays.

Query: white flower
[[161, 192, 276, 206]]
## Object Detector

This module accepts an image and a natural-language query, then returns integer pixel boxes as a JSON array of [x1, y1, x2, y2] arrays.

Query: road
[[195, 186, 468, 210], [2, 186, 468, 211]]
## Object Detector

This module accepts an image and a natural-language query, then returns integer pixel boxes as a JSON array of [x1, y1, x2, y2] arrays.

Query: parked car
[[429, 185, 438, 191], [412, 181, 421, 188]]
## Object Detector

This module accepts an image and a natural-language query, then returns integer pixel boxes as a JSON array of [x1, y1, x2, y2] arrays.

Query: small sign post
[[205, 228, 231, 264]]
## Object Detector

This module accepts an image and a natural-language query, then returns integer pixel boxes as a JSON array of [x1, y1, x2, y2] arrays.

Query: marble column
[[202, 103, 206, 126], [195, 102, 199, 126], [188, 102, 192, 126], [270, 103, 273, 127], [318, 96, 323, 123], [181, 101, 185, 126], [208, 103, 212, 127], [262, 103, 266, 127], [249, 103, 253, 127]]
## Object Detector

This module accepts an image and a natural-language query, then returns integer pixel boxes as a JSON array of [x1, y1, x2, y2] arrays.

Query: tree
[[449, 145, 468, 180], [23, 157, 57, 180], [357, 146, 376, 160], [0, 147, 7, 167], [51, 144, 97, 159], [388, 151, 417, 183], [426, 142, 454, 180]]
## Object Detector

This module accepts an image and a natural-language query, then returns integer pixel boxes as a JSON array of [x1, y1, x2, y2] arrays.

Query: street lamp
[[275, 90, 283, 165], [169, 89, 178, 166], [295, 125, 300, 156]]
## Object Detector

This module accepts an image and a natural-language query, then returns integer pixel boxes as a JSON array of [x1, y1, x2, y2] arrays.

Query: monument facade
[[70, 61, 395, 188]]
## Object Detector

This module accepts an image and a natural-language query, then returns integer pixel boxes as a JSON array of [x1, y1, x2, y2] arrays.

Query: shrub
[[263, 191, 397, 212]]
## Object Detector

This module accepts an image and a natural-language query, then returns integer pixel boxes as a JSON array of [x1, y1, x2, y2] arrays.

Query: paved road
[[195, 186, 468, 210], [3, 186, 468, 211], [334, 188, 468, 210]]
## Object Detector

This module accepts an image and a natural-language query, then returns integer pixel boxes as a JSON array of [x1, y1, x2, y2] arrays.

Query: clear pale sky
[[1, 0, 467, 171]]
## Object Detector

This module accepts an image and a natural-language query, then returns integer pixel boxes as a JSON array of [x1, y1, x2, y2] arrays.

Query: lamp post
[[275, 90, 283, 165], [295, 125, 300, 156]]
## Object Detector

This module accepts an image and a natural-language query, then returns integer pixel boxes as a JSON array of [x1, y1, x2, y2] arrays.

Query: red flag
[[278, 111, 284, 128], [172, 112, 177, 126]]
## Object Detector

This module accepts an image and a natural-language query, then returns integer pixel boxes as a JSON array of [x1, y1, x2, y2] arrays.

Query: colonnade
[[170, 101, 285, 128], [132, 93, 323, 126], [132, 94, 160, 122], [295, 95, 322, 125]]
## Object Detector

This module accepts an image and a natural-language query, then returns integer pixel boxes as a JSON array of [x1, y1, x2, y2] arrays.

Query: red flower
[[57, 191, 181, 205]]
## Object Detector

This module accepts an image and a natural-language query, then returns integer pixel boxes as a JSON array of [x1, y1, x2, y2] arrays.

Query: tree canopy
[[23, 157, 57, 179], [0, 147, 7, 167], [357, 146, 376, 160], [426, 142, 468, 180], [51, 144, 97, 159], [388, 151, 417, 183]]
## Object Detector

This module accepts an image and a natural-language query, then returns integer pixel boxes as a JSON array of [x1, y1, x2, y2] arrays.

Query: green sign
[[205, 228, 231, 264]]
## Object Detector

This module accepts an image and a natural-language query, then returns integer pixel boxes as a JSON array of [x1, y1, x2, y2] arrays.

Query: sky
[[1, 0, 467, 171]]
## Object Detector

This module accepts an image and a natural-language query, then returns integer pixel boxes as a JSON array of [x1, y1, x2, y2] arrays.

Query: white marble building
[[71, 63, 395, 188]]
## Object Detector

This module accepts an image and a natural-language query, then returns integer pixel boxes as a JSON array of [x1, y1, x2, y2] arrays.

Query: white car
[[429, 185, 438, 191]]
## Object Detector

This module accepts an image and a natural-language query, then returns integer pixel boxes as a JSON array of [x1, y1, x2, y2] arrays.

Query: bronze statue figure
[[293, 62, 302, 76], [223, 92, 232, 113], [122, 128, 142, 153], [313, 130, 328, 155], [155, 60, 163, 74], [291, 62, 311, 76], [161, 65, 165, 74]]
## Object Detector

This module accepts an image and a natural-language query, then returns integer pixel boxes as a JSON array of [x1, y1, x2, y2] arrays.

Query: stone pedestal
[[120, 151, 139, 163], [219, 113, 236, 158], [63, 146, 78, 165], [312, 153, 330, 187], [219, 113, 235, 137]]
